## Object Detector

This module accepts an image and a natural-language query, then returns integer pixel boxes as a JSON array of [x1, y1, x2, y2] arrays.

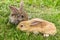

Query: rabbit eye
[[21, 15, 24, 18], [11, 14, 14, 16], [20, 25, 23, 27]]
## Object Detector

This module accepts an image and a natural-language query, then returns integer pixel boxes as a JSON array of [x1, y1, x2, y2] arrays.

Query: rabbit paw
[[43, 34, 49, 37], [33, 31, 39, 35]]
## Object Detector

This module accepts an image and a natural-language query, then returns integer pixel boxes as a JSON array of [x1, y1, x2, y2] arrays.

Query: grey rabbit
[[9, 1, 28, 24]]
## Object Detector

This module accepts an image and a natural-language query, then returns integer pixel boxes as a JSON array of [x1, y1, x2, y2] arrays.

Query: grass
[[0, 0, 60, 40]]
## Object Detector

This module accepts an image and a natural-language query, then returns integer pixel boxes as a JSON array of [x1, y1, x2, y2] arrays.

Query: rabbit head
[[9, 1, 28, 24], [17, 21, 30, 31]]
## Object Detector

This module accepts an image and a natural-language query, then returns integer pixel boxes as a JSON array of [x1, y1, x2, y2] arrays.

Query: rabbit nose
[[16, 26, 21, 30], [15, 20, 20, 24], [17, 20, 20, 23]]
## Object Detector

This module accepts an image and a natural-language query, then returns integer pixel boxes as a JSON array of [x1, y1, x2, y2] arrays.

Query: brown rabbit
[[17, 18, 57, 37], [9, 0, 28, 24]]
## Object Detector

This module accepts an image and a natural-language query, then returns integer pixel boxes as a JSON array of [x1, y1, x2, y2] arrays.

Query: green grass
[[0, 0, 60, 40]]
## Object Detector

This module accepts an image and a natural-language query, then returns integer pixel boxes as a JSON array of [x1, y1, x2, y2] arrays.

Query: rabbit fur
[[9, 0, 28, 24], [17, 18, 57, 37]]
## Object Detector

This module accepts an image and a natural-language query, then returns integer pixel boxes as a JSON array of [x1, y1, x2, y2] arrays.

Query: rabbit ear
[[9, 6, 18, 13], [30, 21, 41, 26], [30, 20, 46, 27], [19, 0, 24, 11]]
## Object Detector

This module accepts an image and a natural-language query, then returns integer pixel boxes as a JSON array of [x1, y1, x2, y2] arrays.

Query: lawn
[[0, 0, 60, 40]]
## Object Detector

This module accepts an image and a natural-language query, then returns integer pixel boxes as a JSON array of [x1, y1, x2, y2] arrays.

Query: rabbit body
[[17, 18, 57, 37]]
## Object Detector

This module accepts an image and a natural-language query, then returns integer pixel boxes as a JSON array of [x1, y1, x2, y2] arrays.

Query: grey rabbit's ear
[[9, 6, 18, 13], [19, 0, 24, 11], [30, 20, 46, 27]]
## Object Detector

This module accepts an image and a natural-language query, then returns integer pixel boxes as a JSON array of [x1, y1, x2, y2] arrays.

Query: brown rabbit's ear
[[30, 21, 41, 26], [9, 6, 18, 13], [19, 0, 24, 11], [30, 20, 46, 27]]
